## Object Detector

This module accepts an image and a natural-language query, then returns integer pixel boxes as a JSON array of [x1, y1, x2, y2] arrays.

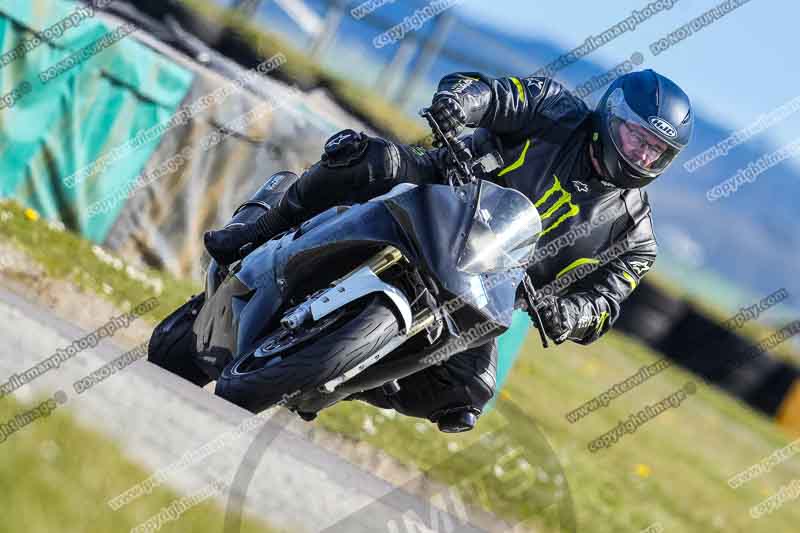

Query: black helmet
[[593, 69, 693, 189]]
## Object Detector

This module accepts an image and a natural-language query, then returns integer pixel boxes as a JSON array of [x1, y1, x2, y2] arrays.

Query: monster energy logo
[[535, 175, 580, 236]]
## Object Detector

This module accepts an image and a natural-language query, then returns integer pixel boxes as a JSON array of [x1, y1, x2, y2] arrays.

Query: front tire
[[148, 294, 211, 387], [215, 294, 400, 413]]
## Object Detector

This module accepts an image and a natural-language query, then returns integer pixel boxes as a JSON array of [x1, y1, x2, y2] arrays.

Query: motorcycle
[[148, 113, 549, 432]]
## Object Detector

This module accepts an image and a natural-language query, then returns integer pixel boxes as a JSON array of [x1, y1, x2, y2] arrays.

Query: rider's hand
[[533, 295, 582, 345], [427, 92, 467, 146]]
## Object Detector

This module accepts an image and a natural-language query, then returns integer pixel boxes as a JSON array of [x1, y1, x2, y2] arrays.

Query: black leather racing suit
[[258, 73, 658, 425]]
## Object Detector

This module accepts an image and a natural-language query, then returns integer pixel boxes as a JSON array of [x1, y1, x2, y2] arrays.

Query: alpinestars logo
[[451, 77, 476, 94], [326, 132, 351, 149], [572, 181, 589, 193], [629, 260, 651, 276], [525, 77, 544, 94]]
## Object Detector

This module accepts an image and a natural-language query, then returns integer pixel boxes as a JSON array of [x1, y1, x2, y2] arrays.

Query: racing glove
[[428, 92, 468, 143], [534, 295, 587, 345]]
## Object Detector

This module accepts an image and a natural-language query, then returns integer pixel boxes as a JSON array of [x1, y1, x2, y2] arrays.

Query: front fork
[[359, 246, 443, 341], [278, 245, 444, 394], [281, 245, 441, 336]]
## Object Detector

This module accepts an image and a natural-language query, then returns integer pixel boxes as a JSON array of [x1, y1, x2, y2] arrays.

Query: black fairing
[[232, 198, 412, 356], [197, 181, 524, 367], [383, 183, 523, 332]]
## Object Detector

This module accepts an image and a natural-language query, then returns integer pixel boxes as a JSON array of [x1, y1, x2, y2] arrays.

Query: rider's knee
[[320, 129, 402, 182], [441, 343, 498, 412], [290, 130, 405, 212]]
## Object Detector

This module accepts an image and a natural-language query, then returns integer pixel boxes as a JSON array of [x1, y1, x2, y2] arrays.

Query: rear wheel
[[215, 294, 400, 413]]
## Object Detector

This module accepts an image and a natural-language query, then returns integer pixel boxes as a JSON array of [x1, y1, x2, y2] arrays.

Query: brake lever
[[522, 273, 549, 349]]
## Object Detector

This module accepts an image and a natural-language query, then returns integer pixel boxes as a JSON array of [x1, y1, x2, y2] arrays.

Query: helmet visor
[[606, 88, 681, 176]]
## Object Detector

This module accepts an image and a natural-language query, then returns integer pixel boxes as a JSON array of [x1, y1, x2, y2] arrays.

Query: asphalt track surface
[[0, 285, 501, 533]]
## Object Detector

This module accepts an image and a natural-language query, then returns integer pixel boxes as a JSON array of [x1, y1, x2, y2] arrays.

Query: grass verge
[[0, 394, 277, 533], [317, 328, 800, 532], [0, 201, 197, 324]]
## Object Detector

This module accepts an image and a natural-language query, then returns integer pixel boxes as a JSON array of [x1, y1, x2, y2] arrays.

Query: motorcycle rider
[[204, 69, 693, 431]]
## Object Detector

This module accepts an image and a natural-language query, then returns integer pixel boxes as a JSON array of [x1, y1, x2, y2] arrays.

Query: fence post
[[310, 0, 348, 60], [231, 0, 264, 17], [395, 11, 456, 108], [374, 36, 419, 98]]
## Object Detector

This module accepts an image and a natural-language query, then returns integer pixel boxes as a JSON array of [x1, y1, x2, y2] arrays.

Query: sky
[[457, 0, 798, 155]]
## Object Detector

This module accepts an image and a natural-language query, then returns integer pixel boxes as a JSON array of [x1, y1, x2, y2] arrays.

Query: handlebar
[[420, 108, 474, 185], [522, 272, 549, 349]]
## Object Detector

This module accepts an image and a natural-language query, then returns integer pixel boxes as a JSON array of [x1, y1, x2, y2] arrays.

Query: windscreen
[[457, 181, 541, 274]]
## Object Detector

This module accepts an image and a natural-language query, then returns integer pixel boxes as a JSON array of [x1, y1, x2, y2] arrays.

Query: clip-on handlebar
[[420, 108, 474, 186]]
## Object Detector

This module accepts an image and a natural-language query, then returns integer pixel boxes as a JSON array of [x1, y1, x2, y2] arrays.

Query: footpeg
[[382, 380, 401, 396], [281, 303, 312, 330]]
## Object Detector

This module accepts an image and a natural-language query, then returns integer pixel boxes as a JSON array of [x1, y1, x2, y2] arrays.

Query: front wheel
[[215, 294, 400, 413], [148, 293, 211, 387]]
